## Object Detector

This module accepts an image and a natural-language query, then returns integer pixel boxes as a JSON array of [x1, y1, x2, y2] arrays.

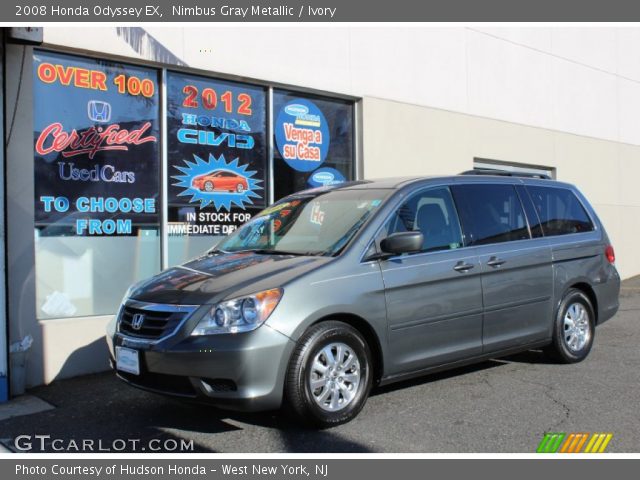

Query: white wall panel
[[44, 27, 137, 59], [617, 28, 640, 81], [182, 27, 353, 94], [551, 27, 618, 73], [466, 29, 553, 129], [551, 57, 618, 141], [349, 27, 468, 112], [617, 77, 640, 145], [472, 27, 552, 52]]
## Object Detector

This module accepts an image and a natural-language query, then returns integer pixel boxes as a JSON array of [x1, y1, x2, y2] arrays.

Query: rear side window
[[451, 184, 530, 246], [526, 186, 594, 236]]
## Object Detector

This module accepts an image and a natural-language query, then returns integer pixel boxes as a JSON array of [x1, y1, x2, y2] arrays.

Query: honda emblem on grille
[[87, 100, 112, 123], [131, 313, 145, 331]]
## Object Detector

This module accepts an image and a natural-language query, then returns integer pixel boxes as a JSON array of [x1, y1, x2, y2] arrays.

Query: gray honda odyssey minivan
[[106, 173, 620, 426]]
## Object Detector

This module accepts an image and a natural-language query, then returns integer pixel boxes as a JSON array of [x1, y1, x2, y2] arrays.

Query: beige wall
[[362, 97, 640, 280], [40, 316, 111, 384]]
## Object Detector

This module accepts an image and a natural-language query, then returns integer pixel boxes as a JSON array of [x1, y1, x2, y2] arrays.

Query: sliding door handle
[[487, 257, 506, 268]]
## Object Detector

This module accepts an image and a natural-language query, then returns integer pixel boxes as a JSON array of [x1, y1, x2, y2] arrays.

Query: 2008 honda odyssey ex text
[[106, 173, 620, 427]]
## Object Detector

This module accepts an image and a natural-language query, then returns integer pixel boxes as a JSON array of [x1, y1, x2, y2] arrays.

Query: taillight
[[605, 245, 615, 264]]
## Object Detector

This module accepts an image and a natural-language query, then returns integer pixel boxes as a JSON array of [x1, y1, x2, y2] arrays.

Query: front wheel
[[284, 321, 372, 427], [548, 288, 595, 363]]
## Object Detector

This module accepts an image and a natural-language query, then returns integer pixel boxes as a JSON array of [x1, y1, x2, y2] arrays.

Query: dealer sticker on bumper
[[115, 346, 140, 375]]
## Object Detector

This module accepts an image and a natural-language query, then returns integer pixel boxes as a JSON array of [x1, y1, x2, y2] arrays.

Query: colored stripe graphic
[[573, 433, 589, 453], [537, 433, 566, 453], [537, 432, 613, 453], [560, 433, 576, 453], [584, 433, 613, 453]]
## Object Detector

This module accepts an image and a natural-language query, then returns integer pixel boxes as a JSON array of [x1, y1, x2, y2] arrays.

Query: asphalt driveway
[[1, 277, 639, 453]]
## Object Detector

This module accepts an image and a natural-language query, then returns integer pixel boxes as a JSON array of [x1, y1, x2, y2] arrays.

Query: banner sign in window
[[273, 91, 354, 201], [275, 99, 330, 172], [33, 50, 161, 236], [166, 71, 267, 236]]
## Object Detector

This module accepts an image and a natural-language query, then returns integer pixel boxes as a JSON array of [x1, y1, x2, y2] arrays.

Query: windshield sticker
[[310, 203, 326, 226], [371, 199, 382, 207], [172, 153, 263, 211]]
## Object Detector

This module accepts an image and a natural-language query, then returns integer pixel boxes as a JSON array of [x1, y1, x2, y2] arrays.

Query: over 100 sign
[[33, 50, 161, 236]]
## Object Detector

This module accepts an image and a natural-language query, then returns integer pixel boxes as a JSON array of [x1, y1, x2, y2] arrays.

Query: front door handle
[[487, 257, 506, 268], [453, 261, 475, 273]]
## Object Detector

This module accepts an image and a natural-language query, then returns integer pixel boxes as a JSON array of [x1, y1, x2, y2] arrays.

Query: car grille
[[118, 304, 193, 339]]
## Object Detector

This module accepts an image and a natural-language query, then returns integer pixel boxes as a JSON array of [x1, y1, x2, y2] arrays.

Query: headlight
[[191, 288, 283, 336]]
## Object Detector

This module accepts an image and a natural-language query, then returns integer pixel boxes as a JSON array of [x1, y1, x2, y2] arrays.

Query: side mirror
[[379, 231, 424, 256]]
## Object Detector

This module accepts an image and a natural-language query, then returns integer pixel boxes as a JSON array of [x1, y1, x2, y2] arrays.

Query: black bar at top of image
[[3, 0, 640, 22]]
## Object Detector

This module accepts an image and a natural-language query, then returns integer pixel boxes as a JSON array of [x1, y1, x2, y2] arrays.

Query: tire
[[547, 288, 596, 363], [236, 184, 244, 193], [284, 321, 373, 427], [204, 181, 214, 192]]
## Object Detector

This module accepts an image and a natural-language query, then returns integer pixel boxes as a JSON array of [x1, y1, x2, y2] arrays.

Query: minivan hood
[[128, 251, 332, 305]]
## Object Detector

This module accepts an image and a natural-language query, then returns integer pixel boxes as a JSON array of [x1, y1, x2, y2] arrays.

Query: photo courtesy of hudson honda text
[[15, 464, 329, 477]]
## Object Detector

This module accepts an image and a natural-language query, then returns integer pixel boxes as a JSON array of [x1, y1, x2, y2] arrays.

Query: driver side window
[[381, 186, 464, 253]]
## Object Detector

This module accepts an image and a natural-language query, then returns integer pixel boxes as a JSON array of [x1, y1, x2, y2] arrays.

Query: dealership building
[[1, 26, 639, 401]]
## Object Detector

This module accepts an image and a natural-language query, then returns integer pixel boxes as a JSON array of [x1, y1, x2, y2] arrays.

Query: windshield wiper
[[206, 248, 228, 255], [245, 248, 318, 256]]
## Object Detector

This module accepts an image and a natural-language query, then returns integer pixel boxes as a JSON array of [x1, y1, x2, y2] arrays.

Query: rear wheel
[[548, 288, 595, 363], [284, 321, 372, 427]]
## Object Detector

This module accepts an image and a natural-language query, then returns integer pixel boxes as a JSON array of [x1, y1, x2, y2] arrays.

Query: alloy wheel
[[309, 342, 361, 412], [563, 302, 591, 352]]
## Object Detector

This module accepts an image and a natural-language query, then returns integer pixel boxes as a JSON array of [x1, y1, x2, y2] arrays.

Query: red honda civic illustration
[[191, 170, 249, 193]]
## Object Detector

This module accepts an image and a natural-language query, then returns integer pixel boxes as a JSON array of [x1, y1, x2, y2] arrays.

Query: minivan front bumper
[[107, 324, 296, 412]]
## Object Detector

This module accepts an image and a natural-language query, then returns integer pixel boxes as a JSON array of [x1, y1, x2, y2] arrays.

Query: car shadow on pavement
[[371, 359, 503, 396], [372, 348, 560, 396], [499, 349, 561, 365], [146, 400, 375, 452]]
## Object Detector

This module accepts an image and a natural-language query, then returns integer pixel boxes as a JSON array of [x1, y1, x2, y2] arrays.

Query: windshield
[[216, 189, 390, 256]]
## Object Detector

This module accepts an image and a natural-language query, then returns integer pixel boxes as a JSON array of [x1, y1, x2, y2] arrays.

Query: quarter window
[[383, 187, 464, 253], [451, 184, 530, 245], [526, 186, 594, 236]]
